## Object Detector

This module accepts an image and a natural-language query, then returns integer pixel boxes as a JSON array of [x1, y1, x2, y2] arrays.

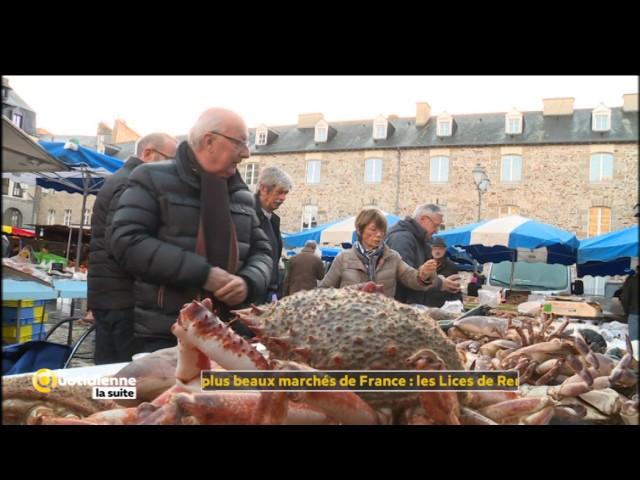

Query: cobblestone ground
[[43, 298, 95, 368]]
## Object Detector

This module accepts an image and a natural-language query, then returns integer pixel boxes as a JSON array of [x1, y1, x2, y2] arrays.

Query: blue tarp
[[434, 215, 578, 265], [3, 341, 72, 375], [577, 225, 639, 277]]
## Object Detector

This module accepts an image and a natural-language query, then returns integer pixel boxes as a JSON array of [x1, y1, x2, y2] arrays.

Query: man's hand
[[442, 274, 461, 293], [419, 259, 438, 280], [214, 275, 248, 306], [203, 267, 232, 293]]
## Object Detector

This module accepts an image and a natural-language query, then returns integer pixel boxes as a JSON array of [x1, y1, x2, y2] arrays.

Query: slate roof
[[247, 107, 638, 154]]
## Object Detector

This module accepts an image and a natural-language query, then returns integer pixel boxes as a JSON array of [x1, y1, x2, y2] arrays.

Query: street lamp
[[472, 163, 490, 221]]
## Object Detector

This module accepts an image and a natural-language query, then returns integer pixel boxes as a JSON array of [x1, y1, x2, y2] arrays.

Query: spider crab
[[27, 286, 573, 425]]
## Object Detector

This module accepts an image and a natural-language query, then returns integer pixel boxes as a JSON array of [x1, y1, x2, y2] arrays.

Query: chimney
[[543, 97, 574, 116], [622, 93, 638, 112], [388, 114, 399, 120], [112, 119, 141, 144], [297, 113, 324, 128], [416, 102, 431, 127], [97, 122, 112, 135]]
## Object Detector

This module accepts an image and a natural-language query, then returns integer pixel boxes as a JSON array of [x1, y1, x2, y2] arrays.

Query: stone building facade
[[242, 96, 638, 239]]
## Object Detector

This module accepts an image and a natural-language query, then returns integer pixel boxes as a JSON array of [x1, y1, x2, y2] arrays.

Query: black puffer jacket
[[87, 156, 143, 310], [385, 217, 434, 306], [109, 142, 273, 340]]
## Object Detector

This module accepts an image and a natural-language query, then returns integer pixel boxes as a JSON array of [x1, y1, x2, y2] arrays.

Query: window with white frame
[[256, 129, 268, 146], [12, 112, 23, 129], [437, 113, 453, 137], [83, 209, 92, 226], [306, 160, 321, 184], [501, 155, 522, 182], [47, 210, 56, 225], [364, 158, 382, 183], [12, 182, 24, 198], [592, 104, 611, 132], [588, 207, 611, 237], [96, 135, 105, 154], [63, 209, 72, 226], [373, 116, 388, 140], [9, 209, 22, 227], [314, 121, 328, 143], [429, 156, 449, 183], [505, 109, 523, 134], [590, 153, 614, 182], [499, 205, 520, 217], [243, 163, 260, 190], [301, 205, 318, 230]]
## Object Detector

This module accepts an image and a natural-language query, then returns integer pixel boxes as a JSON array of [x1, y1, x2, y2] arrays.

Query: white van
[[485, 261, 578, 295]]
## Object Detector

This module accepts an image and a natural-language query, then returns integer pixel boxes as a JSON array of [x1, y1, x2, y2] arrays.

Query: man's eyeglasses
[[207, 130, 250, 151], [425, 215, 443, 228], [150, 148, 173, 160]]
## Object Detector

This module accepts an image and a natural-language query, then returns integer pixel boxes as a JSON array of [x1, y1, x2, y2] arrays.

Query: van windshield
[[489, 261, 569, 291]]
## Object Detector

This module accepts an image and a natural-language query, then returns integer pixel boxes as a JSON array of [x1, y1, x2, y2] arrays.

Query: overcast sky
[[5, 75, 638, 137]]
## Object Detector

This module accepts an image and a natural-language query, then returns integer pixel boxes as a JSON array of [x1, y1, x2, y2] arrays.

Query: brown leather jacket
[[319, 245, 440, 297]]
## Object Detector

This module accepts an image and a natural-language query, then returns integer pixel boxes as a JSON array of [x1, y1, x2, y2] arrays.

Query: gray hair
[[258, 166, 293, 192], [304, 240, 317, 250], [187, 107, 243, 150], [413, 203, 443, 219], [188, 116, 225, 150], [135, 133, 176, 157]]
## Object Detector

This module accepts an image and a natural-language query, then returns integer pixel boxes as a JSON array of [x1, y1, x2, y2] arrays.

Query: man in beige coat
[[319, 208, 441, 297], [282, 240, 325, 296]]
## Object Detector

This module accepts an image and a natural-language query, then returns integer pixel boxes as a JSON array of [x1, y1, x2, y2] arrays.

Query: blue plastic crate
[[2, 307, 36, 324], [31, 323, 46, 340]]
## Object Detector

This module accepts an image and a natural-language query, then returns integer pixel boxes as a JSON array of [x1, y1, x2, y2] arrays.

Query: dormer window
[[314, 120, 328, 143], [373, 115, 388, 140], [437, 112, 452, 137], [256, 125, 268, 146], [255, 124, 279, 146], [12, 112, 23, 129], [505, 108, 523, 135], [592, 103, 611, 132]]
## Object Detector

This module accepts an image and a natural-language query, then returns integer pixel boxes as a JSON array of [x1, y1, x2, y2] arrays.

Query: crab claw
[[406, 349, 461, 425]]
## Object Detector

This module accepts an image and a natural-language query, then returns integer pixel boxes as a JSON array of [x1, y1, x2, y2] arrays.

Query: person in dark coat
[[282, 240, 325, 296], [385, 203, 460, 306], [88, 133, 177, 364], [424, 236, 462, 307], [109, 108, 273, 351], [254, 166, 292, 302], [620, 266, 638, 353]]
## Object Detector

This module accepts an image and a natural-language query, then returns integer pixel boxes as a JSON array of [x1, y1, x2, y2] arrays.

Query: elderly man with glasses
[[89, 132, 178, 364], [385, 203, 461, 308], [109, 108, 273, 351]]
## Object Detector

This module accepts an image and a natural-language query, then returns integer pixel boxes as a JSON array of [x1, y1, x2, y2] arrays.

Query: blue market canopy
[[577, 225, 639, 277], [2, 141, 124, 195], [433, 215, 578, 265], [35, 141, 124, 194], [282, 218, 343, 249], [2, 116, 68, 173], [283, 212, 402, 248]]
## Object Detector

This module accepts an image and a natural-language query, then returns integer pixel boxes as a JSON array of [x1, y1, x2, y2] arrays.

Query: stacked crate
[[2, 300, 48, 343]]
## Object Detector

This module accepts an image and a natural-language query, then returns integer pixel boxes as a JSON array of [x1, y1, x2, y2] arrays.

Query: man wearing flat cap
[[424, 236, 462, 308]]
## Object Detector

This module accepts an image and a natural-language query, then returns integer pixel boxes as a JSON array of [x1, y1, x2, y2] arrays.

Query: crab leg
[[478, 397, 549, 423], [171, 300, 269, 383]]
